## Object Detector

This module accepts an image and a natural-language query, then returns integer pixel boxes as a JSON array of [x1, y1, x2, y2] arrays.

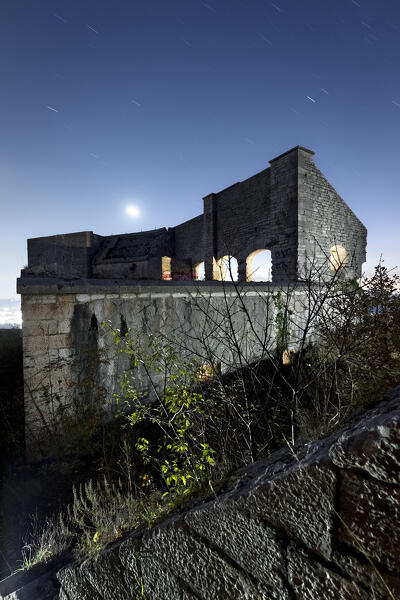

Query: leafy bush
[[112, 329, 218, 499]]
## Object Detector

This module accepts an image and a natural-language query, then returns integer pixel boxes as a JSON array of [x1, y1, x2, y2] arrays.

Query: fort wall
[[19, 280, 310, 456], [17, 145, 368, 456]]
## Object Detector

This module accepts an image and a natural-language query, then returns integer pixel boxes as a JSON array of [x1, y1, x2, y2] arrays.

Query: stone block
[[21, 320, 46, 337], [287, 544, 368, 600], [76, 294, 91, 303], [141, 525, 263, 599], [58, 319, 71, 334], [57, 562, 101, 599], [118, 534, 142, 591], [245, 463, 336, 559], [37, 295, 57, 304], [338, 470, 400, 573], [329, 405, 400, 485], [24, 369, 51, 392], [79, 548, 133, 600], [22, 335, 49, 354], [27, 304, 58, 320], [185, 499, 288, 598], [141, 559, 198, 600], [332, 550, 400, 599], [48, 334, 71, 350]]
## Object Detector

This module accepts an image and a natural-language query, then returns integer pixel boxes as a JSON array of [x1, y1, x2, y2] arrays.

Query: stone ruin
[[19, 146, 366, 285], [17, 145, 367, 455]]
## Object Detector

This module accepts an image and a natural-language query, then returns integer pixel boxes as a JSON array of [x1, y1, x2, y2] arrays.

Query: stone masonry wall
[[298, 151, 367, 279], [174, 215, 204, 266], [49, 385, 400, 599], [20, 147, 367, 286], [20, 280, 310, 457], [25, 231, 102, 279]]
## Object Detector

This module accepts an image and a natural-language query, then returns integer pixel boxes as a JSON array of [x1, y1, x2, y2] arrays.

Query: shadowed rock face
[[2, 388, 399, 599], [52, 387, 400, 600]]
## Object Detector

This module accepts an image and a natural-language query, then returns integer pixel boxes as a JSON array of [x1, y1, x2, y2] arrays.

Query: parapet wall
[[19, 279, 310, 457]]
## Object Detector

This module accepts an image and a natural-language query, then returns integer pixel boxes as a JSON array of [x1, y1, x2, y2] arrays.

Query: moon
[[125, 204, 140, 218]]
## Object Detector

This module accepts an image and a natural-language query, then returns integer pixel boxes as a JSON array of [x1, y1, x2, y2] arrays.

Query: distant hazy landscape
[[0, 299, 21, 328]]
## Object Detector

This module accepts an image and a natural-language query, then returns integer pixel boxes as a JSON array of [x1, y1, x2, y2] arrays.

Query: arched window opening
[[330, 245, 346, 273], [89, 313, 98, 331], [246, 249, 272, 282], [216, 256, 238, 281], [194, 262, 205, 280], [120, 314, 128, 337]]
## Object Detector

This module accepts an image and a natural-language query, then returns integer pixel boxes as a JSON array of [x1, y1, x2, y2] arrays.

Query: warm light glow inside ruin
[[330, 244, 347, 273]]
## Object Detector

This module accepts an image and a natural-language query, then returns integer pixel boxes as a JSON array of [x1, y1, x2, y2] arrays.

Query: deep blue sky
[[1, 0, 400, 301]]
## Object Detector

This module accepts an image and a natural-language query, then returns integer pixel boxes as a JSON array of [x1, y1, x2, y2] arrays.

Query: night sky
[[1, 0, 400, 321]]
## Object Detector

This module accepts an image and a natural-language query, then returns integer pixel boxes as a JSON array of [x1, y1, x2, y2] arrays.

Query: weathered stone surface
[[287, 544, 368, 599], [245, 463, 336, 559], [79, 547, 133, 600], [185, 500, 288, 598], [141, 526, 262, 599], [118, 534, 144, 598], [330, 399, 400, 485], [338, 470, 400, 573], [332, 551, 400, 600], [21, 284, 312, 457], [57, 561, 102, 599], [141, 560, 198, 600]]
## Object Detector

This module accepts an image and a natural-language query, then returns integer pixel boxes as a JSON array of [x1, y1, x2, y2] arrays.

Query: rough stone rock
[[141, 526, 263, 599], [244, 463, 336, 559], [57, 561, 102, 599], [332, 551, 400, 600], [79, 547, 133, 600], [287, 544, 368, 600], [338, 470, 400, 573], [330, 402, 400, 485], [140, 559, 199, 600], [185, 499, 289, 599], [118, 533, 143, 591]]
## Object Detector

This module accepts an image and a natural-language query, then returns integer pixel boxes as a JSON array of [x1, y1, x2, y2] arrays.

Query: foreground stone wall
[[20, 280, 310, 456], [52, 386, 400, 600]]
